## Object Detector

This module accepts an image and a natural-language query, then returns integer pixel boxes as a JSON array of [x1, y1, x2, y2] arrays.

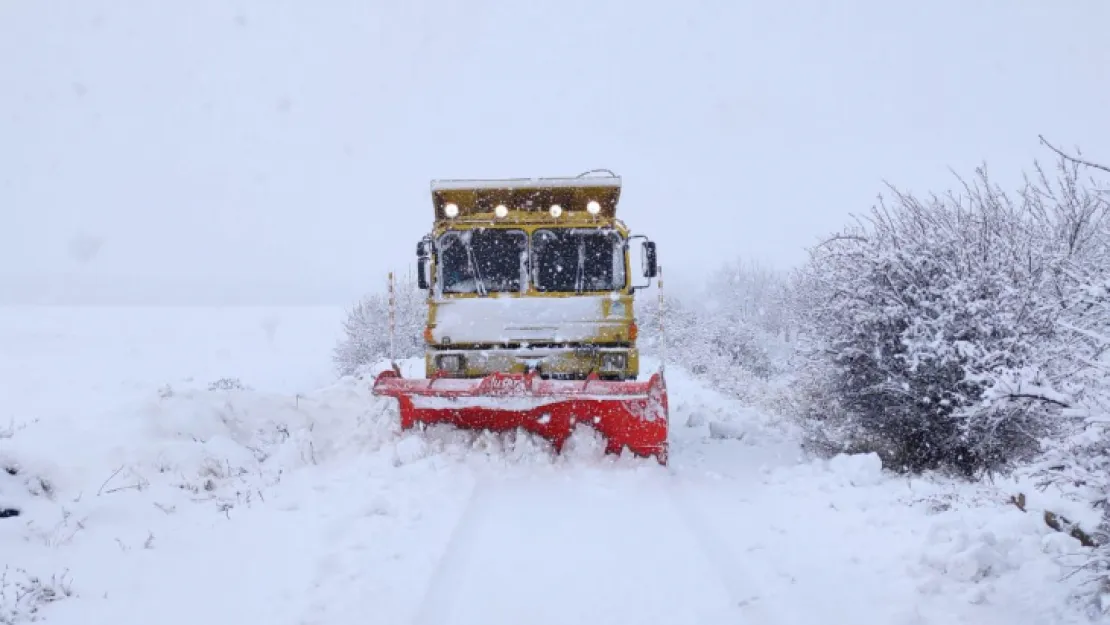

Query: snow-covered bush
[[703, 257, 795, 341], [637, 259, 796, 403], [637, 293, 717, 371], [1020, 144, 1110, 604], [333, 273, 425, 376], [794, 150, 1107, 478], [701, 258, 796, 378]]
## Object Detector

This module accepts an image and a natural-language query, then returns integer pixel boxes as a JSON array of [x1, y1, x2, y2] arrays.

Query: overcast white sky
[[3, 0, 1108, 305]]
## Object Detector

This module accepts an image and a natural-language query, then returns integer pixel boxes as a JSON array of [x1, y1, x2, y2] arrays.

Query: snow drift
[[0, 307, 1104, 625]]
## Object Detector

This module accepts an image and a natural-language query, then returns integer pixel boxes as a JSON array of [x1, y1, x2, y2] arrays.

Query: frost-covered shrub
[[638, 294, 737, 376], [1031, 275, 1110, 608], [1024, 147, 1110, 605], [701, 258, 796, 379], [333, 274, 425, 376], [703, 258, 795, 342], [636, 292, 684, 358], [636, 259, 795, 399], [794, 154, 1107, 478], [0, 567, 73, 625]]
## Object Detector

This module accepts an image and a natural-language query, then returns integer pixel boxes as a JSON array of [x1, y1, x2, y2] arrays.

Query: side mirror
[[416, 238, 432, 290], [641, 241, 658, 278], [417, 258, 430, 290], [627, 235, 657, 289]]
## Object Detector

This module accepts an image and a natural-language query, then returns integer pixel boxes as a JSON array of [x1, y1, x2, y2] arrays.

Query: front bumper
[[425, 346, 638, 380]]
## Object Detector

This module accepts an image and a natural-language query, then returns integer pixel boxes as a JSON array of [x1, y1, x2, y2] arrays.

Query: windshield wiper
[[575, 236, 585, 294], [464, 240, 489, 296]]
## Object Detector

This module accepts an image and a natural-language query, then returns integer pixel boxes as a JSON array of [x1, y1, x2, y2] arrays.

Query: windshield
[[438, 229, 527, 294], [532, 229, 626, 292]]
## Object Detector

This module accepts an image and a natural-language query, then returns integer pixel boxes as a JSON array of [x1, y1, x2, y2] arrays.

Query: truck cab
[[413, 173, 658, 381]]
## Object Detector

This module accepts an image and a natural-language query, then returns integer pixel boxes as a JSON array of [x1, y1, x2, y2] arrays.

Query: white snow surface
[[0, 306, 1100, 625], [432, 295, 620, 344], [431, 176, 621, 191]]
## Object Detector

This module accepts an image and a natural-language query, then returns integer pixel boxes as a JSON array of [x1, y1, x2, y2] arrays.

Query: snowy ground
[[0, 306, 1102, 625]]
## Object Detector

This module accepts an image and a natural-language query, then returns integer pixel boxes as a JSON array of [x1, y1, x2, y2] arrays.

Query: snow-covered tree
[[794, 149, 1108, 478], [333, 273, 426, 376]]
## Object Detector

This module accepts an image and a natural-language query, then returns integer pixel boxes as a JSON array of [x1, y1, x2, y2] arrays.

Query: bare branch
[[1005, 393, 1071, 409], [97, 465, 125, 496], [1039, 135, 1110, 175]]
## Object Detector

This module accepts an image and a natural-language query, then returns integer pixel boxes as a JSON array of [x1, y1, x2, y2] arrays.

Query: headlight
[[436, 354, 464, 371], [600, 352, 627, 372]]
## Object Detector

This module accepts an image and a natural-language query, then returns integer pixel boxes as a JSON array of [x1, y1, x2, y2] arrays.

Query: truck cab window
[[533, 229, 626, 292], [438, 229, 527, 294]]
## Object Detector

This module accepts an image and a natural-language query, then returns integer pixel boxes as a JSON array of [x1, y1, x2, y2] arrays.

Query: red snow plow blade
[[372, 367, 669, 464]]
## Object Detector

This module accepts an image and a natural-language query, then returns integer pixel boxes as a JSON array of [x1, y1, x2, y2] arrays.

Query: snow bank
[[2, 363, 615, 624], [3, 360, 631, 526], [3, 306, 1102, 624], [0, 305, 386, 624], [752, 452, 1102, 624], [663, 361, 797, 447], [2, 374, 390, 508], [1, 382, 1094, 625]]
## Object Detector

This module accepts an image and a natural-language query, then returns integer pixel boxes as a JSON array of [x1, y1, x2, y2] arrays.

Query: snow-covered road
[[405, 467, 771, 625], [0, 307, 1096, 625]]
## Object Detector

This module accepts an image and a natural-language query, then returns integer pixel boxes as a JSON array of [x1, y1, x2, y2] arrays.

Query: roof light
[[550, 204, 563, 218], [444, 202, 459, 218], [586, 200, 601, 215], [494, 204, 508, 218]]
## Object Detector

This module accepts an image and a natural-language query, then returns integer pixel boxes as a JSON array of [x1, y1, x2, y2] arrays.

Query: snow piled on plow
[[0, 309, 1100, 625]]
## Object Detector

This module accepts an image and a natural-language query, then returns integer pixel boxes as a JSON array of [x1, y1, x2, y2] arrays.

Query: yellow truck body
[[413, 173, 658, 381]]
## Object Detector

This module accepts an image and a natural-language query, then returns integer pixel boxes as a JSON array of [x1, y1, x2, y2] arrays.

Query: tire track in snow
[[665, 475, 805, 625], [410, 473, 497, 625], [403, 465, 770, 625], [296, 463, 486, 625]]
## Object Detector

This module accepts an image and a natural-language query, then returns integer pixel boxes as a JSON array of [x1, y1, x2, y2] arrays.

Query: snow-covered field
[[0, 306, 1099, 625]]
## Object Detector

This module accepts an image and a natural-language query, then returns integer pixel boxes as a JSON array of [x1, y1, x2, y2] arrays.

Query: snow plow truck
[[371, 171, 669, 463]]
